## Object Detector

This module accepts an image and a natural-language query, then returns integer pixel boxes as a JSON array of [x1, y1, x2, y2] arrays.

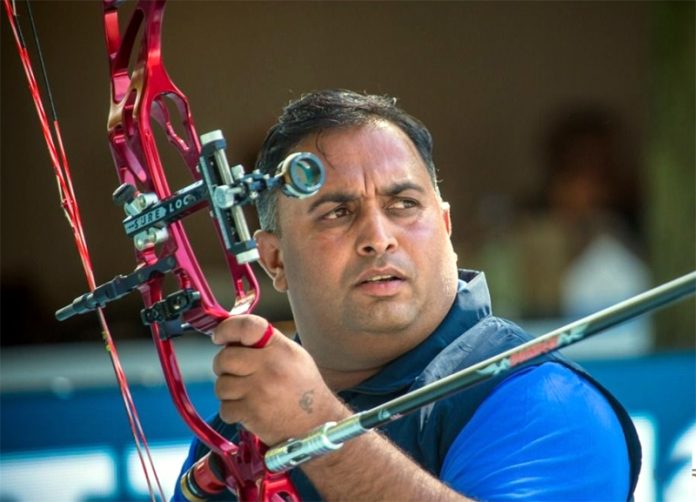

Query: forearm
[[301, 427, 472, 502]]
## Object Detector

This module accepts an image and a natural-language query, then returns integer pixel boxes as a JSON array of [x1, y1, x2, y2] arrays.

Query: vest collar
[[340, 269, 492, 396]]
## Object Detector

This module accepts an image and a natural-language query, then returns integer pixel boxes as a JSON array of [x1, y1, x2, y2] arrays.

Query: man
[[174, 89, 640, 501]]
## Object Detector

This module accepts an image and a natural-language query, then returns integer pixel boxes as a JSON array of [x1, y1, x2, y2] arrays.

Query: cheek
[[282, 236, 342, 291], [405, 215, 456, 268], [410, 211, 450, 243]]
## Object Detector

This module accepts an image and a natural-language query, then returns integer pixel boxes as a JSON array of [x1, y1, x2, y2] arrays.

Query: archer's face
[[257, 121, 459, 372]]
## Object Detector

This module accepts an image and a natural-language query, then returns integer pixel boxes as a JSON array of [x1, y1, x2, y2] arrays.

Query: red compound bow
[[4, 1, 323, 500]]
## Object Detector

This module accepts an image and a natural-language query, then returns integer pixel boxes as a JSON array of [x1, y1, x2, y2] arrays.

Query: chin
[[346, 308, 417, 335]]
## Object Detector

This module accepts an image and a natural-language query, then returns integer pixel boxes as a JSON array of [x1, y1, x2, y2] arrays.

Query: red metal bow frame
[[4, 1, 323, 500]]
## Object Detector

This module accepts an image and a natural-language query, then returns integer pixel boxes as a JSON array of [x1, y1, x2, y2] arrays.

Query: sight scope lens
[[280, 152, 325, 198]]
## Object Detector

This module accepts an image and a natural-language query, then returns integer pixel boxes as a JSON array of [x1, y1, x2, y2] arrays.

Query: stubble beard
[[341, 293, 417, 335]]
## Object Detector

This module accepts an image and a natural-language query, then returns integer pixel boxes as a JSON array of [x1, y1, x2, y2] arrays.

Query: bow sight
[[55, 130, 325, 337]]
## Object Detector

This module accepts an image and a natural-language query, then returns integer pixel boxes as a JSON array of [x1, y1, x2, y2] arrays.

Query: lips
[[355, 267, 406, 286], [362, 274, 399, 283], [355, 273, 406, 298]]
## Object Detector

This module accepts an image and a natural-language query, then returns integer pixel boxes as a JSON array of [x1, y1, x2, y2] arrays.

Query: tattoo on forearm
[[299, 390, 315, 413]]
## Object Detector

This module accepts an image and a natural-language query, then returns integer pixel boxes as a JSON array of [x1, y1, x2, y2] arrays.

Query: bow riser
[[103, 0, 259, 336], [101, 2, 308, 499], [101, 0, 269, 495]]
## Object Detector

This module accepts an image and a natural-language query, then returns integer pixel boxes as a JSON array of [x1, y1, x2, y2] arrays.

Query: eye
[[389, 198, 420, 210], [323, 205, 352, 220]]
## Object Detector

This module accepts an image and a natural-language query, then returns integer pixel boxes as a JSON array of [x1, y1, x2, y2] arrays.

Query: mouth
[[354, 269, 407, 296], [359, 274, 404, 284]]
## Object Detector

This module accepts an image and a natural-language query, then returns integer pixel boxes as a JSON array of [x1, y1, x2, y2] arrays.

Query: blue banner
[[1, 352, 693, 501]]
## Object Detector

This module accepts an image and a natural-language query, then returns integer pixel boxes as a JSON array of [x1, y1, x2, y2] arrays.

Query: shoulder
[[475, 362, 626, 431], [421, 315, 531, 381], [440, 362, 630, 500]]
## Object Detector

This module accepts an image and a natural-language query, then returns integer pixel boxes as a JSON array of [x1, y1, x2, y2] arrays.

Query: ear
[[440, 201, 452, 236], [254, 230, 288, 292]]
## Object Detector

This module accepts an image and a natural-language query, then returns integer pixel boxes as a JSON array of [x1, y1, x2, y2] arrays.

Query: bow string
[[2, 0, 166, 499]]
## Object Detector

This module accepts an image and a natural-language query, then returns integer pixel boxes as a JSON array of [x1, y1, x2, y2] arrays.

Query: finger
[[218, 400, 245, 425], [213, 345, 264, 377], [211, 314, 276, 347], [215, 373, 251, 401]]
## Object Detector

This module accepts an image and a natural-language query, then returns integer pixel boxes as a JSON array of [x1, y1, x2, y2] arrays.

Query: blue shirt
[[441, 362, 629, 500]]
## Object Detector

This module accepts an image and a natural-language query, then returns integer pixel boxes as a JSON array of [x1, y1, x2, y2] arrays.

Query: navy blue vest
[[192, 271, 641, 501]]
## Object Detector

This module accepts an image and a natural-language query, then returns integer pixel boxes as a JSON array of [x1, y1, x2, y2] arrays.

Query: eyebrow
[[384, 181, 426, 197], [307, 181, 426, 213], [308, 192, 357, 213]]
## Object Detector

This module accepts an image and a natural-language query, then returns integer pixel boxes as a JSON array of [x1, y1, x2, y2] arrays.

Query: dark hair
[[255, 89, 439, 233]]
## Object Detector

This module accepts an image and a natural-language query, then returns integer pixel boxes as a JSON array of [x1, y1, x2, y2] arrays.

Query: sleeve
[[439, 362, 630, 501], [171, 420, 241, 502], [171, 437, 201, 502]]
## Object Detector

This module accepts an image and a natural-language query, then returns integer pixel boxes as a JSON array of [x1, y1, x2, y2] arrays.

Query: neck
[[318, 364, 383, 392]]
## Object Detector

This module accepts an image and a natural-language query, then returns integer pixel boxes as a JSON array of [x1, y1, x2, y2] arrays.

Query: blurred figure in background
[[475, 106, 651, 354]]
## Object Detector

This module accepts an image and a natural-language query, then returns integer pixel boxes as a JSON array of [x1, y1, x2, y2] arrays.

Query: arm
[[211, 314, 471, 501], [301, 424, 470, 502]]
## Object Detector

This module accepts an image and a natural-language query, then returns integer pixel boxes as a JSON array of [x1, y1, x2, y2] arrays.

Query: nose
[[356, 207, 398, 257]]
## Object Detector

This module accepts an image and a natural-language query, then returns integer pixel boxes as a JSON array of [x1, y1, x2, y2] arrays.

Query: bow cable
[[3, 1, 165, 499]]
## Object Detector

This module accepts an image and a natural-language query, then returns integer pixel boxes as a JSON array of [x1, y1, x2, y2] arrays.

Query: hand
[[212, 314, 349, 445]]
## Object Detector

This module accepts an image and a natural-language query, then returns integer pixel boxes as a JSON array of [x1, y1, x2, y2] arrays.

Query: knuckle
[[237, 314, 264, 332], [215, 347, 252, 376], [212, 350, 225, 376], [214, 376, 228, 399], [215, 375, 239, 399]]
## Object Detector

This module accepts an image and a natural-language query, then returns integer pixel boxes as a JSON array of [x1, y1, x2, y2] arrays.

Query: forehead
[[290, 121, 432, 190]]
